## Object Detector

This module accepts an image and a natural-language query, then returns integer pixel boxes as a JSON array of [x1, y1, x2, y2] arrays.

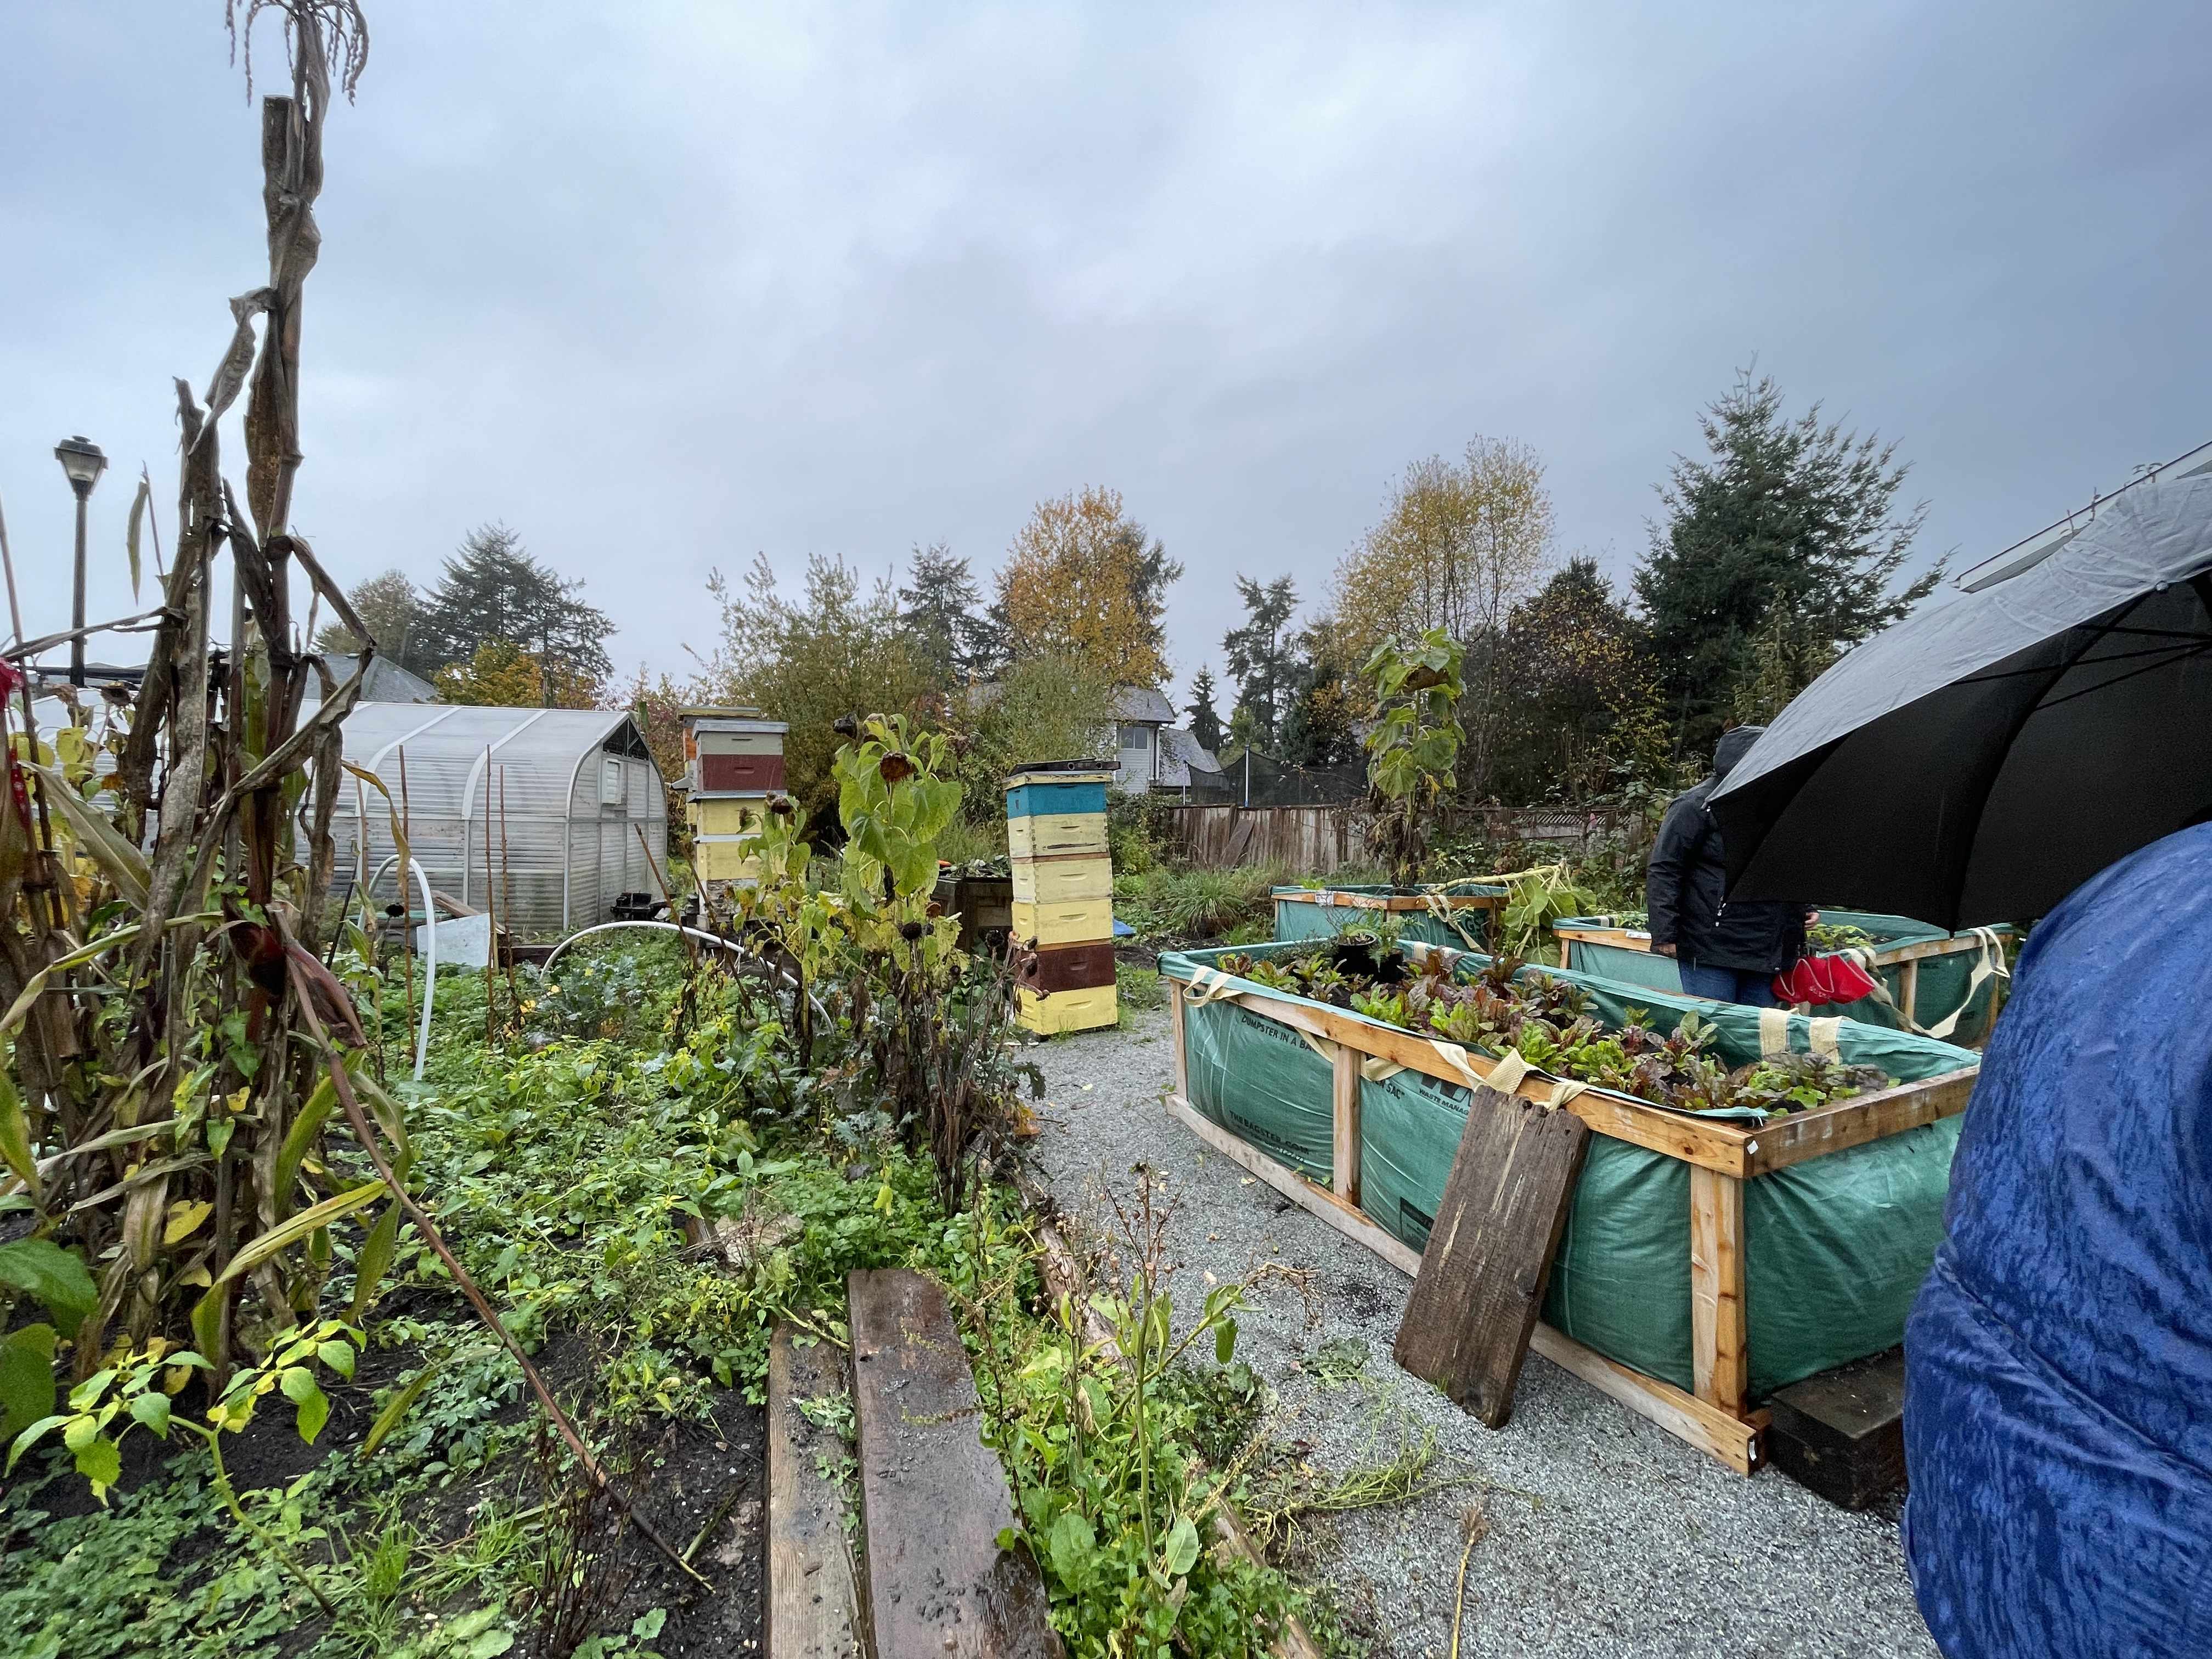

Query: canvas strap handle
[[1415, 889, 1488, 955], [1295, 1027, 1407, 1082], [1460, 1044, 1588, 1110], [1758, 1006, 1844, 1059], [1914, 928, 2010, 1042], [1184, 966, 1244, 1007], [1833, 930, 2009, 1042]]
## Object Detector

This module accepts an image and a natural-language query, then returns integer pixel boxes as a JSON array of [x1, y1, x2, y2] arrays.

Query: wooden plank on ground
[[1392, 1085, 1590, 1427], [847, 1269, 1062, 1659], [767, 1323, 862, 1659]]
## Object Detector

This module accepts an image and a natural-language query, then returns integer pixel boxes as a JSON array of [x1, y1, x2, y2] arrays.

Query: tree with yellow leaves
[[1334, 438, 1556, 796], [433, 639, 606, 708], [998, 487, 1182, 689]]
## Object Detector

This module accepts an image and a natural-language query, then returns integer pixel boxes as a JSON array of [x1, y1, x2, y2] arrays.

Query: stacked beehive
[[1005, 764, 1116, 1035], [681, 707, 789, 900]]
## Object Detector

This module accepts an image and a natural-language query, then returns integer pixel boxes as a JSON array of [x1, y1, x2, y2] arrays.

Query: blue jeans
[[1677, 960, 1779, 1007]]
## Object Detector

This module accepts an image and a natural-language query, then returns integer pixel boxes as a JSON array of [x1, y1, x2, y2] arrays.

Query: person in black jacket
[[1645, 725, 1810, 1007]]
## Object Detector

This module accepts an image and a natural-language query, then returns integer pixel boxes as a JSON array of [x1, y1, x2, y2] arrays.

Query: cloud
[[1, 0, 2204, 701]]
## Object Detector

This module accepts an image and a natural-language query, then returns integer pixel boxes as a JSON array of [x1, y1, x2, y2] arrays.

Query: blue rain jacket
[[1904, 823, 2212, 1655]]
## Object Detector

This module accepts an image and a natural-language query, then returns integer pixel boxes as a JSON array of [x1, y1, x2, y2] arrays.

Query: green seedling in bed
[[1808, 921, 1880, 952], [9, 1321, 368, 1615], [1211, 952, 1888, 1116]]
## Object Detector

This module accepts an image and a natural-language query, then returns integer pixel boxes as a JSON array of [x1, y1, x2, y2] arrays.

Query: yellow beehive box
[[1013, 902, 1115, 955], [689, 797, 765, 838], [693, 836, 761, 882], [1008, 811, 1108, 861], [1017, 983, 1116, 1036], [1011, 898, 1114, 947], [1011, 853, 1111, 905]]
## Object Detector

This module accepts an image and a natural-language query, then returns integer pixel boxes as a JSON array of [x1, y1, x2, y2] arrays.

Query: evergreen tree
[[410, 523, 616, 680], [1183, 666, 1225, 754], [1635, 370, 1940, 759], [1492, 557, 1652, 803], [1221, 575, 1299, 753], [1278, 620, 1358, 769], [898, 540, 992, 685]]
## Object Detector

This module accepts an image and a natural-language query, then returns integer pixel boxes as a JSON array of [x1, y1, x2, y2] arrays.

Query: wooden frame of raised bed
[[1550, 919, 2010, 1039], [1161, 951, 1978, 1475]]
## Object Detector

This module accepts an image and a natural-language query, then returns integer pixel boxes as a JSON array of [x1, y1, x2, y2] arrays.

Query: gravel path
[[1023, 1006, 1937, 1659]]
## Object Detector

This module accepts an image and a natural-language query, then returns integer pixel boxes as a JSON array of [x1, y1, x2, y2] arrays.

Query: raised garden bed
[[1157, 939, 1980, 1472], [1552, 910, 2012, 1046], [1271, 882, 1507, 953]]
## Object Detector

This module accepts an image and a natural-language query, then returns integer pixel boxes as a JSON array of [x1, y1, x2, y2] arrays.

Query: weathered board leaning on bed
[[1158, 940, 1980, 1472]]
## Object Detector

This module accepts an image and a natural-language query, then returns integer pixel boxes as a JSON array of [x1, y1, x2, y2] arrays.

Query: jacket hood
[[1713, 725, 1764, 782]]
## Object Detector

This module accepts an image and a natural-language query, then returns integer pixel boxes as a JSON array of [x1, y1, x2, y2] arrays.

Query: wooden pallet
[[1166, 966, 1977, 1471]]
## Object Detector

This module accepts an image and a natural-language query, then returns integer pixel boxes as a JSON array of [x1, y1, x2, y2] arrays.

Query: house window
[[1119, 723, 1153, 752]]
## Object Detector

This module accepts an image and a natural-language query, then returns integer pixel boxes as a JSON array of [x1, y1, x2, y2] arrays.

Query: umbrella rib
[[1947, 636, 2212, 689], [2028, 638, 2212, 715], [1944, 594, 2147, 923]]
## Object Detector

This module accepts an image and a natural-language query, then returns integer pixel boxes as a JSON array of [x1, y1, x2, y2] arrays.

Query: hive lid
[[1006, 760, 1117, 788]]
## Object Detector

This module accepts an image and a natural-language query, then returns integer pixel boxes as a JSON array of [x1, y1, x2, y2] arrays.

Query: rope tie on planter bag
[[1415, 888, 1489, 955]]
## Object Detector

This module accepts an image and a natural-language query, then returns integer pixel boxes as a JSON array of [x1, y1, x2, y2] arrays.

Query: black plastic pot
[[1329, 932, 1407, 984]]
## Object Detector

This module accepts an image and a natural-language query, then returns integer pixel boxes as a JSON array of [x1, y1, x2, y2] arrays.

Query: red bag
[[1770, 952, 1880, 1007]]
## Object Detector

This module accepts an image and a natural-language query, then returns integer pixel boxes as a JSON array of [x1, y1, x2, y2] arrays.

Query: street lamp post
[[53, 435, 107, 689]]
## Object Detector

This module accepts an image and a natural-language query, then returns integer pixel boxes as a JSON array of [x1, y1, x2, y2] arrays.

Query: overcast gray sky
[[3, 2, 2204, 703]]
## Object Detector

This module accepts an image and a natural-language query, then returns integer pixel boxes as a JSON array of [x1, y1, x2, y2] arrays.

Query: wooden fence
[[1162, 802, 1651, 874], [1162, 804, 1365, 873]]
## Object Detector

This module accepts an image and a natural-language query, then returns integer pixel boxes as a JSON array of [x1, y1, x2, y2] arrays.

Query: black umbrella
[[1712, 447, 2212, 929]]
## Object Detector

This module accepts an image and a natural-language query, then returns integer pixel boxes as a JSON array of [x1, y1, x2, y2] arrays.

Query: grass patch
[[1113, 864, 1286, 943]]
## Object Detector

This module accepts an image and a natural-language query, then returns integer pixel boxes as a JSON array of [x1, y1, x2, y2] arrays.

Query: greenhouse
[[325, 702, 669, 936]]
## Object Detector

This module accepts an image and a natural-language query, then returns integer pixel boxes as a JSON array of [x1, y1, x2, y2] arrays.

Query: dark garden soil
[[595, 1388, 766, 1658], [8, 1293, 769, 1656]]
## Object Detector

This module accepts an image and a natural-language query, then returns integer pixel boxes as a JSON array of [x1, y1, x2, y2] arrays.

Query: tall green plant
[[1362, 629, 1466, 888]]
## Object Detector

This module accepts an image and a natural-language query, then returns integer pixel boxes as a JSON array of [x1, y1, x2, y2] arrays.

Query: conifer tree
[[1635, 370, 1939, 758], [1222, 575, 1299, 753], [411, 523, 616, 680], [1183, 665, 1224, 753]]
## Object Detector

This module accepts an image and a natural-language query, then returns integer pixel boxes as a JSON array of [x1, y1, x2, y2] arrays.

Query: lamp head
[[54, 435, 107, 498]]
